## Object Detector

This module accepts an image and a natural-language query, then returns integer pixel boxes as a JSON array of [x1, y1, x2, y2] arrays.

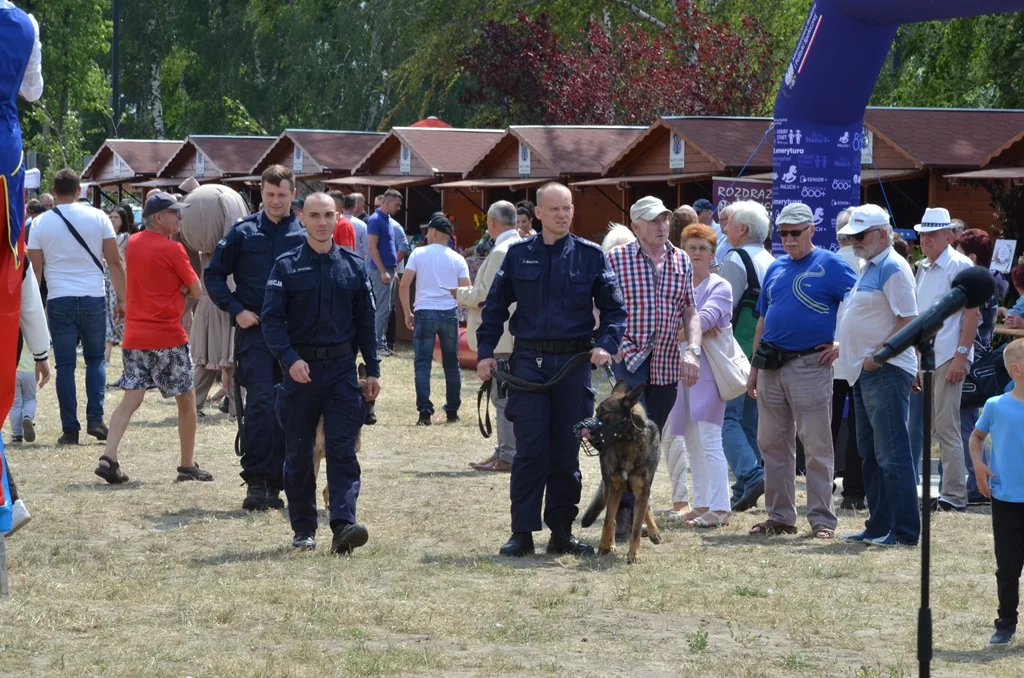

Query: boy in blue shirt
[[971, 338, 1024, 644]]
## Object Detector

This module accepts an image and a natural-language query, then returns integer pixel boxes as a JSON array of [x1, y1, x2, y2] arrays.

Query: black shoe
[[9, 435, 22, 444], [242, 482, 270, 511], [546, 532, 595, 556], [499, 532, 535, 557], [57, 430, 79, 445], [968, 491, 991, 506], [615, 505, 633, 540], [445, 410, 460, 423], [929, 498, 967, 513], [219, 397, 230, 414], [840, 496, 866, 511], [732, 479, 765, 512], [87, 422, 109, 441], [21, 417, 35, 443], [266, 487, 285, 510], [330, 521, 369, 554], [416, 411, 431, 426], [292, 533, 316, 550], [991, 625, 1016, 645]]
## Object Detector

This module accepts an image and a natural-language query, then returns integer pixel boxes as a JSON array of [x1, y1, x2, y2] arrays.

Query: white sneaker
[[5, 499, 31, 536]]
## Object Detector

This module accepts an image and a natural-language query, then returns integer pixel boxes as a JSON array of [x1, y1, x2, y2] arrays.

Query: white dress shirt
[[915, 245, 975, 366]]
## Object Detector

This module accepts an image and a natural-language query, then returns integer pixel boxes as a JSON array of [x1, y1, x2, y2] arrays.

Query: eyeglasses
[[850, 227, 881, 242], [778, 226, 810, 239], [684, 245, 712, 254]]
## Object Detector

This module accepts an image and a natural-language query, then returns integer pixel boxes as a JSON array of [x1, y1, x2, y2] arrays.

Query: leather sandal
[[749, 520, 797, 536], [94, 455, 129, 484], [812, 526, 835, 539]]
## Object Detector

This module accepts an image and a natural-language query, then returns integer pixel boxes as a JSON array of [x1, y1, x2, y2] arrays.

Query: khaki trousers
[[929, 359, 968, 507], [756, 354, 836, 530]]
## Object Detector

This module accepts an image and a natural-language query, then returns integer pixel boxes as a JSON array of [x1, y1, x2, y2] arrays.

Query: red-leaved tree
[[458, 2, 776, 126]]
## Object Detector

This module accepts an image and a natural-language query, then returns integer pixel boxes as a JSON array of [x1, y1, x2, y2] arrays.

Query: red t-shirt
[[122, 230, 198, 350], [332, 216, 356, 251]]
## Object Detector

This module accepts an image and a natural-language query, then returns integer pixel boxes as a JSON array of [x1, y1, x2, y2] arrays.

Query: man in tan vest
[[455, 201, 521, 472]]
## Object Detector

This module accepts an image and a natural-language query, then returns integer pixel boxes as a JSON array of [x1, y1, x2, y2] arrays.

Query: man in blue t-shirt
[[746, 202, 857, 539], [366, 189, 402, 354], [970, 338, 1024, 645]]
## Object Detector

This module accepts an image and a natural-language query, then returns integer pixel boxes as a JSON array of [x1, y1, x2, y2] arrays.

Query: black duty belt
[[514, 339, 594, 354], [781, 346, 822, 360], [294, 344, 354, 361]]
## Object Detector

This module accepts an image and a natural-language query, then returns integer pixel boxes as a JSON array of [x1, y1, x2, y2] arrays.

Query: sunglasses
[[778, 226, 810, 239], [850, 227, 881, 242]]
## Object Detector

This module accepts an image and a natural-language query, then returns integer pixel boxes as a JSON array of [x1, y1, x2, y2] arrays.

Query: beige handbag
[[703, 325, 750, 401]]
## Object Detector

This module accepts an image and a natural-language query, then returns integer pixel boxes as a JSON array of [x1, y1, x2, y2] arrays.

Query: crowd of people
[[7, 160, 1024, 644]]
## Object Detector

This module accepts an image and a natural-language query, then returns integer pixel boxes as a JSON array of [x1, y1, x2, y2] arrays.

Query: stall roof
[[159, 135, 275, 177], [944, 167, 1024, 180], [354, 127, 505, 176], [864, 107, 1024, 169], [82, 139, 182, 180], [250, 129, 386, 175], [324, 175, 437, 188], [571, 172, 714, 188], [432, 177, 550, 190]]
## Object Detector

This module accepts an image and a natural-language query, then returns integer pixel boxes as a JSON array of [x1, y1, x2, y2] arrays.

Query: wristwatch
[[685, 345, 702, 358], [956, 346, 969, 357]]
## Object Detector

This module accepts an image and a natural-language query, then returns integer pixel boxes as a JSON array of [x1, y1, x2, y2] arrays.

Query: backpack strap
[[731, 247, 761, 294], [52, 207, 104, 273]]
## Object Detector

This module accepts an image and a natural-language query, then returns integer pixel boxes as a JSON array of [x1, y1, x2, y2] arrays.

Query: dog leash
[[477, 352, 612, 439]]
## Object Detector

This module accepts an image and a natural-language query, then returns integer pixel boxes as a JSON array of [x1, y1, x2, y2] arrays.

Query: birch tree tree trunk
[[147, 4, 165, 138]]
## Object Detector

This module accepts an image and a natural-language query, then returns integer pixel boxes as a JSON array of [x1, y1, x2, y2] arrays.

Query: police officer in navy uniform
[[477, 182, 626, 557], [261, 192, 381, 552], [204, 165, 306, 511]]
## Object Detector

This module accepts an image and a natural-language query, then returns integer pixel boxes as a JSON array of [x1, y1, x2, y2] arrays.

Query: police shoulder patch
[[267, 278, 283, 289]]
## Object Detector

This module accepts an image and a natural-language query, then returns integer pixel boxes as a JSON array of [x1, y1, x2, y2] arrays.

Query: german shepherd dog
[[580, 381, 662, 563], [312, 363, 374, 507]]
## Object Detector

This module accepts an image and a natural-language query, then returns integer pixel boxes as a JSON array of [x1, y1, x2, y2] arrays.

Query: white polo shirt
[[27, 202, 115, 299], [915, 245, 975, 367], [836, 247, 919, 384], [405, 243, 470, 311]]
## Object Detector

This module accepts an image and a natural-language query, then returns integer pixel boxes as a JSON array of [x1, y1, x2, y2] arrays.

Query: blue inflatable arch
[[772, 0, 1024, 252]]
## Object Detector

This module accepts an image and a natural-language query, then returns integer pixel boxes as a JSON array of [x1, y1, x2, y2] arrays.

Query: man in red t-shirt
[[329, 190, 356, 252], [94, 192, 212, 485]]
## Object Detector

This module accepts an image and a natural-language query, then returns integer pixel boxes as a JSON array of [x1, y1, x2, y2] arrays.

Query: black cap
[[142, 191, 187, 218], [291, 198, 304, 208], [426, 214, 453, 235]]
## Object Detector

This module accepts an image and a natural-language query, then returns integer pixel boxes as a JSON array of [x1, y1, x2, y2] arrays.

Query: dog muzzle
[[573, 415, 633, 456]]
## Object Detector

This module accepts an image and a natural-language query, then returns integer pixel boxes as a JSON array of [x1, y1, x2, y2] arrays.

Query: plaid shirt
[[605, 241, 694, 385]]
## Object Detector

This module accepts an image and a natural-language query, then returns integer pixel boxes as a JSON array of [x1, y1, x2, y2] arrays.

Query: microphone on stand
[[873, 266, 995, 365]]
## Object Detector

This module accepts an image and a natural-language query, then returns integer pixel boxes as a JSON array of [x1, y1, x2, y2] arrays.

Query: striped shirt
[[605, 241, 694, 385]]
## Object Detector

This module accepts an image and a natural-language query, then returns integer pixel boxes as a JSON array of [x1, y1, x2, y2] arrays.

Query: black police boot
[[265, 487, 285, 510], [545, 513, 594, 556], [57, 430, 79, 446], [292, 533, 316, 550], [498, 532, 535, 557], [242, 481, 269, 511], [330, 520, 369, 555]]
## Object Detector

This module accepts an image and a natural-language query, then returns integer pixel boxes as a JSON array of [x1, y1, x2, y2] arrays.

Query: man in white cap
[[605, 195, 701, 534], [911, 207, 980, 512], [746, 202, 857, 539], [835, 205, 920, 546]]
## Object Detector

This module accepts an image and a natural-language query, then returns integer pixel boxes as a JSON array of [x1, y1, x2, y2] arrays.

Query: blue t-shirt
[[366, 209, 397, 270], [755, 247, 857, 351], [977, 392, 1024, 502]]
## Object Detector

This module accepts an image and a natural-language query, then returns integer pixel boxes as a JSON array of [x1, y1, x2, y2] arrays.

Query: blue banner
[[772, 119, 861, 255]]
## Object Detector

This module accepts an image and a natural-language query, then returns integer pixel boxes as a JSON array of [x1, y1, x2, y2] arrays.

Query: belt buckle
[[315, 347, 329, 361]]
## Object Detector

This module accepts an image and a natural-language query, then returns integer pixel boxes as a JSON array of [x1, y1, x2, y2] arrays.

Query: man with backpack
[[717, 200, 775, 511], [26, 168, 126, 445]]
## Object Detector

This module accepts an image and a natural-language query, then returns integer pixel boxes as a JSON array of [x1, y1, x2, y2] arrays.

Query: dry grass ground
[[1, 346, 1022, 677]]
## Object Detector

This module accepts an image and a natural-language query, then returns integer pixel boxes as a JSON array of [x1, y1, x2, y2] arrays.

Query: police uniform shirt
[[477, 234, 626, 360], [261, 241, 380, 378], [205, 210, 306, 319]]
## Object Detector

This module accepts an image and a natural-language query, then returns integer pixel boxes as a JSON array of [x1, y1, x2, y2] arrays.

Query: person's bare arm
[[27, 249, 43, 287], [746, 317, 765, 399], [367, 234, 390, 284], [399, 268, 416, 329], [101, 238, 127, 319], [184, 278, 202, 300], [969, 428, 994, 498], [948, 307, 981, 383]]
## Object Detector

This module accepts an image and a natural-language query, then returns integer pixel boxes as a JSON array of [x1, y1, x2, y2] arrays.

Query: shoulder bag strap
[[731, 247, 760, 294], [52, 207, 104, 273]]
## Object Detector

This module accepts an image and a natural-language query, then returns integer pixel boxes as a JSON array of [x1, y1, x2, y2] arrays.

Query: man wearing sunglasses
[[746, 202, 858, 539], [835, 205, 920, 547]]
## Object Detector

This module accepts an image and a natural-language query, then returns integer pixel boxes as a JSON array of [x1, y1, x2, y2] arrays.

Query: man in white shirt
[[835, 205, 920, 546], [26, 168, 126, 445], [911, 207, 980, 512], [400, 215, 471, 426], [455, 201, 520, 472]]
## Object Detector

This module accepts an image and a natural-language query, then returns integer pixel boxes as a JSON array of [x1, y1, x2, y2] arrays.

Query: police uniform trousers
[[504, 349, 594, 533], [236, 326, 286, 488], [276, 357, 364, 534]]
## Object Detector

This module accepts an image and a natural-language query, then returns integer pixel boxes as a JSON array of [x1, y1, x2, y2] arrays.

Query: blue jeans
[[854, 364, 919, 544], [722, 394, 764, 500], [412, 309, 461, 415], [47, 296, 107, 432]]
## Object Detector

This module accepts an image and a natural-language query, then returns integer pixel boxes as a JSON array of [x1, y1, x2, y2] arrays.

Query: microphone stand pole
[[917, 337, 935, 678]]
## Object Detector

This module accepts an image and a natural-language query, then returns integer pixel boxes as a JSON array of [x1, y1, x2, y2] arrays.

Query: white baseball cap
[[838, 204, 889, 235], [630, 196, 671, 223]]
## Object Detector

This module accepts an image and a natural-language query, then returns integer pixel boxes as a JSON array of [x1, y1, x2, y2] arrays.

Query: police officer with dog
[[477, 182, 626, 557], [204, 165, 306, 511], [261, 192, 381, 553]]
